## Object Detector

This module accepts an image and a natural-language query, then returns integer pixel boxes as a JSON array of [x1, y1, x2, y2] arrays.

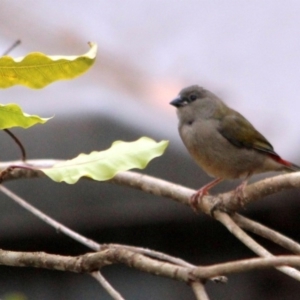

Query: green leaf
[[3, 293, 27, 300], [41, 137, 169, 184], [0, 42, 97, 89], [0, 103, 50, 129]]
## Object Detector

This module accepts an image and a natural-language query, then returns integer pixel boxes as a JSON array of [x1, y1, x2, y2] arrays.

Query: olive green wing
[[217, 109, 277, 155]]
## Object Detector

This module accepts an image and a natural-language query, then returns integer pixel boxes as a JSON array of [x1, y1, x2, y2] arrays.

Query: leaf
[[3, 293, 27, 300], [41, 137, 169, 184], [0, 103, 50, 129], [0, 42, 97, 89]]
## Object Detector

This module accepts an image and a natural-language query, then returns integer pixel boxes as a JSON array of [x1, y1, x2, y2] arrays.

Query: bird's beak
[[170, 97, 182, 107]]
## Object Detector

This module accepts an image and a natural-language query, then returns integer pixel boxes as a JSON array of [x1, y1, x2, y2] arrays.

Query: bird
[[170, 85, 300, 206]]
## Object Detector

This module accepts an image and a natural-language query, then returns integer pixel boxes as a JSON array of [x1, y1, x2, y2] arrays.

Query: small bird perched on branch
[[170, 85, 300, 206]]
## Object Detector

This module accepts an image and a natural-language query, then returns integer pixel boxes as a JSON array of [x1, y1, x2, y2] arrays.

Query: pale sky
[[1, 0, 300, 160]]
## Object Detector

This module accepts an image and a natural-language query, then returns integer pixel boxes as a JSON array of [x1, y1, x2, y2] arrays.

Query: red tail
[[270, 154, 300, 171]]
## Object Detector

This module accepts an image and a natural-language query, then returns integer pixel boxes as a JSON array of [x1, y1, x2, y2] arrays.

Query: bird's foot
[[190, 188, 209, 213], [234, 180, 248, 208], [190, 178, 223, 213], [235, 185, 245, 200]]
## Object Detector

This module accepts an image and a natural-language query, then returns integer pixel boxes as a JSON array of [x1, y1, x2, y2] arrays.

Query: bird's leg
[[234, 173, 251, 206], [191, 177, 223, 211], [234, 180, 247, 200]]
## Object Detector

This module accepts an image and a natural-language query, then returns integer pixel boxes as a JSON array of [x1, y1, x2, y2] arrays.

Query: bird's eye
[[189, 94, 197, 102]]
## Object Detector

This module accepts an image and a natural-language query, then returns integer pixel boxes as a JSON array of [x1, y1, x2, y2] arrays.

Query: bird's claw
[[234, 182, 247, 208], [190, 188, 209, 213]]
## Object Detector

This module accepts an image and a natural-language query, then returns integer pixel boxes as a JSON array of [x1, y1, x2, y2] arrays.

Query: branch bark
[[1, 160, 300, 214], [1, 159, 300, 293], [1, 247, 300, 281], [214, 211, 300, 281]]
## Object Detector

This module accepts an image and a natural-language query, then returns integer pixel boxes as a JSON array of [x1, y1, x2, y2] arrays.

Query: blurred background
[[0, 1, 300, 299]]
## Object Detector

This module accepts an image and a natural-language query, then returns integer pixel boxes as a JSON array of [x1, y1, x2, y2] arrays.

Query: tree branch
[[91, 271, 125, 300], [1, 160, 300, 214], [191, 282, 210, 300], [1, 159, 300, 285], [193, 256, 300, 279], [0, 185, 101, 251], [0, 184, 222, 284], [1, 247, 300, 282], [214, 211, 300, 281], [233, 214, 300, 254], [1, 160, 300, 211]]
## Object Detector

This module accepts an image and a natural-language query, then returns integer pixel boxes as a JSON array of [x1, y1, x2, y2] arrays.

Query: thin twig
[[1, 160, 300, 283], [111, 244, 194, 267], [91, 271, 125, 300], [0, 184, 223, 284], [0, 185, 101, 251], [193, 256, 300, 279], [0, 184, 191, 265], [233, 214, 300, 254], [111, 244, 227, 283], [0, 185, 128, 299], [214, 211, 300, 281], [191, 282, 210, 300], [2, 40, 21, 56], [4, 129, 27, 161]]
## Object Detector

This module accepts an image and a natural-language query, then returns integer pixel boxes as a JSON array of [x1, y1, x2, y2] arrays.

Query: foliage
[[0, 42, 97, 89], [0, 43, 168, 182], [0, 103, 50, 129], [41, 137, 168, 184]]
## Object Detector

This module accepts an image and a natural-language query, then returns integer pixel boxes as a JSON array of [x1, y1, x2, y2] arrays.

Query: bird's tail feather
[[270, 154, 300, 172], [283, 161, 300, 172]]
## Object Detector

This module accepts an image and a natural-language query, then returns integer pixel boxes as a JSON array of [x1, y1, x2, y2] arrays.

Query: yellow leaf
[[0, 42, 97, 89]]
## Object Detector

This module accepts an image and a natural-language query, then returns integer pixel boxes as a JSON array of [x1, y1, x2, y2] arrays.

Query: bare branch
[[193, 256, 300, 279], [0, 247, 191, 281], [1, 160, 300, 215], [215, 172, 300, 212], [2, 247, 300, 282], [111, 244, 194, 267], [91, 271, 125, 300], [191, 282, 210, 300], [0, 185, 101, 251], [2, 160, 300, 284], [233, 214, 300, 254], [0, 185, 192, 264], [0, 185, 223, 284], [111, 245, 227, 283], [214, 211, 300, 281], [3, 129, 27, 161], [0, 160, 57, 181], [2, 39, 21, 56]]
